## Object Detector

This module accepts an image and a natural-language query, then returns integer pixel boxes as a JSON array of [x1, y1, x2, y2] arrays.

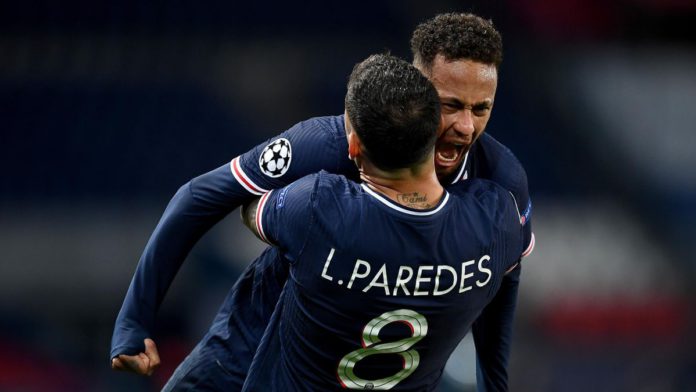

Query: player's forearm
[[241, 197, 262, 240], [472, 265, 521, 392], [111, 164, 253, 358]]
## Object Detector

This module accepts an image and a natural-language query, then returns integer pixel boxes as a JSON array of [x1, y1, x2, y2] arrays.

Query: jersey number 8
[[337, 309, 428, 390]]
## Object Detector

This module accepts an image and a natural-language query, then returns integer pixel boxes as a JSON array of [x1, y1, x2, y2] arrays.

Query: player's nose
[[452, 110, 475, 139]]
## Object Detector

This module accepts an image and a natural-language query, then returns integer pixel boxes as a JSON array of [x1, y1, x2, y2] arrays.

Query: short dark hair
[[410, 13, 503, 72], [345, 54, 440, 171]]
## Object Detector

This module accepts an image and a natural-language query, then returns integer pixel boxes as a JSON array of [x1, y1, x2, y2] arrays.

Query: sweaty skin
[[424, 55, 498, 180]]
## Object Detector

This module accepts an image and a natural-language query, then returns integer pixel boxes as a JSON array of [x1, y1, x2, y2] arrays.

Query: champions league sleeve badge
[[259, 138, 292, 178]]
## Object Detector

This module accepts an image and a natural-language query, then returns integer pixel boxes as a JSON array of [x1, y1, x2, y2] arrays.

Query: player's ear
[[347, 131, 361, 160]]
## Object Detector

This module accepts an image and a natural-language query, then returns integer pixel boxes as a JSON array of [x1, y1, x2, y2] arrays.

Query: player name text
[[320, 248, 492, 296]]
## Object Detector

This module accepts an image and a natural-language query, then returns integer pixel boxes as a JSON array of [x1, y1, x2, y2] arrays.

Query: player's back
[[245, 172, 523, 391]]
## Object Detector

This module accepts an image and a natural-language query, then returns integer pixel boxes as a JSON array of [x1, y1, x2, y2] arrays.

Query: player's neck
[[359, 162, 444, 210]]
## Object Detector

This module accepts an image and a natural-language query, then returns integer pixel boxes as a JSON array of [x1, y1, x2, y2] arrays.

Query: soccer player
[[111, 13, 534, 391], [239, 53, 524, 391]]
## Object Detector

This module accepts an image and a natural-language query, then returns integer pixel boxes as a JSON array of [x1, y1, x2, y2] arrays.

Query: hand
[[111, 338, 161, 376]]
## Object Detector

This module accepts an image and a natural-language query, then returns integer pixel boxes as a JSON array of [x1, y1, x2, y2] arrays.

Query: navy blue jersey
[[229, 115, 532, 254], [111, 115, 534, 391], [111, 115, 355, 358], [242, 172, 523, 391]]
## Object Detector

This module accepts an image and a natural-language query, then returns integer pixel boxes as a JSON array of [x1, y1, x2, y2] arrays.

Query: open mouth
[[435, 141, 466, 167]]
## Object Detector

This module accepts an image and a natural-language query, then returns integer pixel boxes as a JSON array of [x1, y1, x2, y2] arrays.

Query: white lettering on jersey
[[414, 266, 434, 296], [362, 264, 390, 295], [476, 255, 492, 287], [393, 266, 414, 296], [459, 259, 476, 293], [335, 255, 493, 297], [347, 259, 371, 289], [321, 248, 336, 282], [433, 265, 458, 296]]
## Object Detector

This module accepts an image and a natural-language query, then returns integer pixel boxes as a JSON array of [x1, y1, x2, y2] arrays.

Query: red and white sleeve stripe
[[522, 232, 535, 258], [230, 157, 269, 196], [506, 232, 535, 274], [255, 191, 274, 243]]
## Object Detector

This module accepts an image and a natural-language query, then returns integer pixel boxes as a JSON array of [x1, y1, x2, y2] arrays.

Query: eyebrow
[[440, 97, 493, 109], [472, 100, 493, 109]]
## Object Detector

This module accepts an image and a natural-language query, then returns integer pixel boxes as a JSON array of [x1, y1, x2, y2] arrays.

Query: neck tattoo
[[396, 192, 432, 209]]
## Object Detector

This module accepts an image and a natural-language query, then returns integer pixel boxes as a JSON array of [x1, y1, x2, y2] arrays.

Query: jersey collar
[[360, 184, 450, 216], [449, 150, 470, 184]]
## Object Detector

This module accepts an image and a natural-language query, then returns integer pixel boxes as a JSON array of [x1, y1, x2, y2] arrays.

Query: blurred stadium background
[[1, 1, 695, 391]]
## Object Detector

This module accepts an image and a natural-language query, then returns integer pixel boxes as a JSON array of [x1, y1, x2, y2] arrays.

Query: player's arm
[[110, 167, 252, 365], [473, 168, 534, 392], [241, 174, 319, 259], [110, 116, 348, 369], [241, 195, 266, 243], [473, 249, 530, 390], [472, 265, 520, 392], [241, 198, 262, 240]]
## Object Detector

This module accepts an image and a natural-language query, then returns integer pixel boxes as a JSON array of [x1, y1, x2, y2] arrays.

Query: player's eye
[[440, 102, 459, 112], [472, 105, 491, 116]]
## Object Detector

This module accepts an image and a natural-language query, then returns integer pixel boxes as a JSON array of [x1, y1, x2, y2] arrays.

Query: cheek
[[438, 113, 456, 137], [474, 116, 490, 134]]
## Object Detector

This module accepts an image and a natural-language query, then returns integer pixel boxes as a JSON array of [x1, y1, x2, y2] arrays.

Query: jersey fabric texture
[[241, 172, 523, 391]]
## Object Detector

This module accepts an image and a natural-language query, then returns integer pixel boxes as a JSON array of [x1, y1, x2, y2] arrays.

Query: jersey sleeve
[[472, 266, 520, 392], [453, 136, 533, 390], [508, 170, 534, 259], [231, 115, 354, 195], [474, 188, 526, 392], [449, 133, 535, 262], [494, 145, 534, 259], [110, 116, 348, 360], [254, 174, 319, 263], [487, 185, 526, 274], [110, 165, 251, 359], [461, 181, 524, 392]]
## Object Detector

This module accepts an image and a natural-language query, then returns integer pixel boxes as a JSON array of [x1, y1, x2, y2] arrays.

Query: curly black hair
[[410, 13, 503, 72], [345, 54, 441, 170]]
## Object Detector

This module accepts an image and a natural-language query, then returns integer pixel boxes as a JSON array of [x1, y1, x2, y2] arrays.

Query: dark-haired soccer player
[[111, 13, 534, 391], [240, 53, 523, 391]]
